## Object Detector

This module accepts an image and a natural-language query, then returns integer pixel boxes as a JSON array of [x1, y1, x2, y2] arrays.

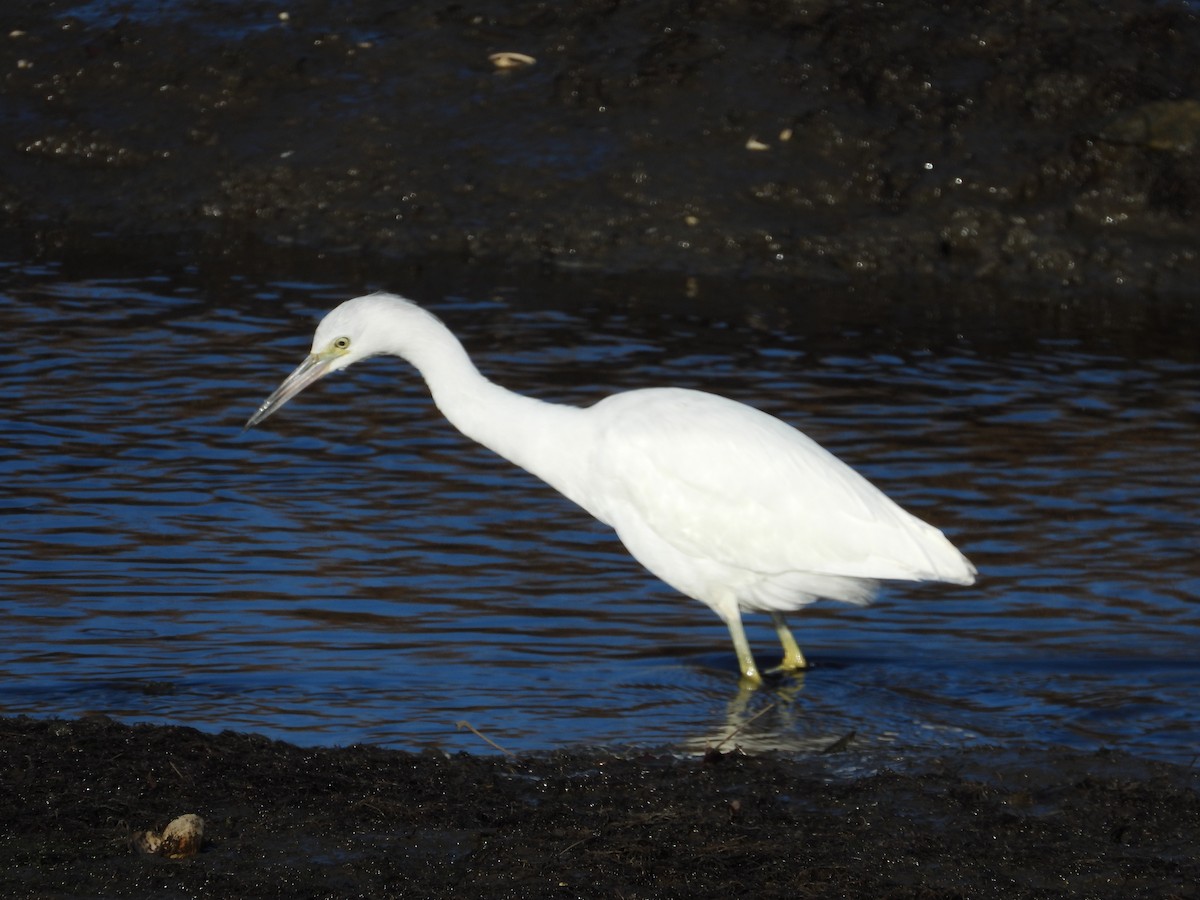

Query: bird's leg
[[721, 608, 763, 687], [770, 612, 809, 671]]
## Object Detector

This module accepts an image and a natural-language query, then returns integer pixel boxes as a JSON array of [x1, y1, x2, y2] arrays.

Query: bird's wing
[[591, 388, 973, 584]]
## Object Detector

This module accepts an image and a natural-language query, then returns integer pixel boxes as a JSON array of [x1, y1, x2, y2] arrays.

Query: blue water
[[2, 263, 1197, 762]]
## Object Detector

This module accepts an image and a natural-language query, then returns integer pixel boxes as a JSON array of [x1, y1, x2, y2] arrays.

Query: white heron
[[246, 292, 976, 685]]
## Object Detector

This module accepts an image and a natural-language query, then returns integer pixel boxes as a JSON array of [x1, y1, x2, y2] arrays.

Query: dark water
[[3, 263, 1197, 762]]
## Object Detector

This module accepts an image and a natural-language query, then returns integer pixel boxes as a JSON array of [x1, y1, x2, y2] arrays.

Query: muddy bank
[[1, 716, 1197, 898], [3, 0, 1200, 294]]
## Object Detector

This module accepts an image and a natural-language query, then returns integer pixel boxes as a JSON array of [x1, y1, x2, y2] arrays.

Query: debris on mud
[[2, 716, 1197, 898]]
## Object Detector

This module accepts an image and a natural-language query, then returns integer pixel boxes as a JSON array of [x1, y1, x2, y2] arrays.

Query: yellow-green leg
[[770, 612, 809, 671], [722, 609, 763, 687]]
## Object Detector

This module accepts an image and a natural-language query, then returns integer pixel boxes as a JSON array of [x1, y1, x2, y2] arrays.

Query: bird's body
[[247, 292, 976, 684]]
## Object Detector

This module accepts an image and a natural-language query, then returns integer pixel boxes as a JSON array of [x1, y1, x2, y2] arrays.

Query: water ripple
[[2, 268, 1197, 762]]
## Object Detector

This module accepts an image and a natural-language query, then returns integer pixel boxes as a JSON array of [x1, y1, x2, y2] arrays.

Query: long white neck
[[376, 302, 596, 514]]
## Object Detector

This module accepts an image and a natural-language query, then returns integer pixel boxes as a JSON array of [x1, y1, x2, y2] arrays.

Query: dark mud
[[2, 716, 1197, 899], [3, 0, 1200, 293]]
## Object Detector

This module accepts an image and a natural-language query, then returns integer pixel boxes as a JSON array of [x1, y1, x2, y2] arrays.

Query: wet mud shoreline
[[3, 0, 1200, 294], [3, 715, 1198, 898], [3, 1, 1199, 895]]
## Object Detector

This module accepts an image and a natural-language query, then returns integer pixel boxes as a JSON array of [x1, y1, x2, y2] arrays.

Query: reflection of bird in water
[[247, 293, 976, 685]]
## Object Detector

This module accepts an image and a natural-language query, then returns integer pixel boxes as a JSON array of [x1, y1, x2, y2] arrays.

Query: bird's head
[[245, 293, 412, 429]]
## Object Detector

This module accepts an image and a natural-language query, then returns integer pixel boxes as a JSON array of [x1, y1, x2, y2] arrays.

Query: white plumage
[[247, 292, 976, 684]]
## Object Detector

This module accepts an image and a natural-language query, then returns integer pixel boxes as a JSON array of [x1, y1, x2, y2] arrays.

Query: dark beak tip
[[243, 406, 272, 431]]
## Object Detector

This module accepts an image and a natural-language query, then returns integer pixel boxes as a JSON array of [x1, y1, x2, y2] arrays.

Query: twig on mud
[[455, 720, 515, 757], [556, 832, 598, 857], [821, 730, 857, 753]]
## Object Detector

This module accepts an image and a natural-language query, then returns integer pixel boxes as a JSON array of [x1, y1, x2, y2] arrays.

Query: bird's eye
[[333, 336, 351, 351]]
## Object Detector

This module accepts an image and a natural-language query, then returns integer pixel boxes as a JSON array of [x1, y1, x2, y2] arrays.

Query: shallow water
[[2, 263, 1197, 763]]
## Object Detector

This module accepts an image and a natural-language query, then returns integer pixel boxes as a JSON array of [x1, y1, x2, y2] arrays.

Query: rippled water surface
[[3, 264, 1197, 763]]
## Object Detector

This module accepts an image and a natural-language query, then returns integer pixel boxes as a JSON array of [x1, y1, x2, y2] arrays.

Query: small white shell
[[133, 813, 205, 859], [745, 137, 770, 151], [489, 51, 536, 70]]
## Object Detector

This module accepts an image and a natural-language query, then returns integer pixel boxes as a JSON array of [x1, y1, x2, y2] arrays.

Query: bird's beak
[[245, 352, 335, 429]]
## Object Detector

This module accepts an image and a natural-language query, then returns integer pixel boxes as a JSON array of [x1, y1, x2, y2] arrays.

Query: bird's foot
[[765, 660, 811, 676], [737, 670, 764, 690]]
